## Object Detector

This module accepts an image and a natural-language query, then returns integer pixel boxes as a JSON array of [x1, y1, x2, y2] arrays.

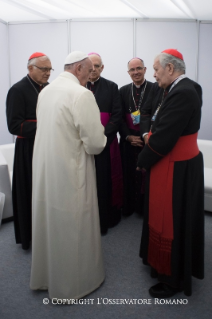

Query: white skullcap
[[65, 51, 88, 65]]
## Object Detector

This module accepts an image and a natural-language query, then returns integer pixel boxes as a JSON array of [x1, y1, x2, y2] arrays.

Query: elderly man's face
[[77, 58, 93, 87], [28, 57, 52, 85], [128, 59, 146, 85], [89, 55, 104, 82], [153, 58, 171, 89]]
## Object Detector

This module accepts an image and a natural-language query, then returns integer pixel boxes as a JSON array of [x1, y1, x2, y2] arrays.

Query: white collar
[[90, 77, 100, 85], [133, 78, 145, 88], [169, 74, 186, 92]]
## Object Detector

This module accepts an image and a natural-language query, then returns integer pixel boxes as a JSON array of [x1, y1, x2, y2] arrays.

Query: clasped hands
[[126, 134, 148, 172], [127, 135, 143, 147]]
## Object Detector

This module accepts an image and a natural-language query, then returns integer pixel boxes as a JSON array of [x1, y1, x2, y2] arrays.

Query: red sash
[[17, 119, 37, 138], [148, 132, 199, 275]]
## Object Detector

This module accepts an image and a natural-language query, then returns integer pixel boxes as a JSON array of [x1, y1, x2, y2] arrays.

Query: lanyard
[[151, 90, 166, 125], [130, 81, 147, 113]]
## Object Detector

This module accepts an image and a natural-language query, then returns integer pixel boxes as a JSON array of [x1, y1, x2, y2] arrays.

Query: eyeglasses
[[33, 65, 54, 73], [128, 67, 145, 73]]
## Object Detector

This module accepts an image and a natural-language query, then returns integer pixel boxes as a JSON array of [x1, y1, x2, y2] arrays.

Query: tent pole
[[133, 18, 136, 57], [195, 20, 200, 83], [7, 23, 14, 143], [67, 19, 71, 54]]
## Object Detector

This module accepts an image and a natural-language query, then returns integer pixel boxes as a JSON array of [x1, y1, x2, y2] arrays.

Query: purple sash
[[100, 113, 123, 208]]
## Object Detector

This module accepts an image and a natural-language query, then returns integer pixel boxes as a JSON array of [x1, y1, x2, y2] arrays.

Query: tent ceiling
[[0, 0, 212, 23]]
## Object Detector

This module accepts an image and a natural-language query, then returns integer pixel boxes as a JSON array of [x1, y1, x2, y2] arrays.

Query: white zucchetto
[[65, 51, 88, 65]]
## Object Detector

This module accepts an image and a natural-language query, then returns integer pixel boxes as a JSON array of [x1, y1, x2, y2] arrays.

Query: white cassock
[[30, 71, 107, 300]]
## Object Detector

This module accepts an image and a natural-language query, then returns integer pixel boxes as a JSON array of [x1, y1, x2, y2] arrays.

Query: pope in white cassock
[[30, 51, 107, 300]]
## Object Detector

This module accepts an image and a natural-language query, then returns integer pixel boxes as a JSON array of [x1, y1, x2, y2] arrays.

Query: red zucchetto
[[162, 49, 184, 61], [28, 52, 46, 60]]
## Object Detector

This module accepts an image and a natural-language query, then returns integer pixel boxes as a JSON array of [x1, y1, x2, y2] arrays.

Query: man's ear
[[167, 63, 174, 75], [28, 65, 33, 72], [100, 64, 104, 73], [75, 63, 82, 76], [77, 64, 82, 72]]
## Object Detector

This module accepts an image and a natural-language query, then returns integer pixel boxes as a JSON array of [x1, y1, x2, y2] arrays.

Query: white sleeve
[[72, 90, 107, 155]]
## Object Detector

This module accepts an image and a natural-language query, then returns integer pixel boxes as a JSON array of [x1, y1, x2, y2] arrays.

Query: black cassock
[[119, 80, 153, 216], [6, 75, 47, 250], [87, 77, 123, 234], [138, 78, 204, 296]]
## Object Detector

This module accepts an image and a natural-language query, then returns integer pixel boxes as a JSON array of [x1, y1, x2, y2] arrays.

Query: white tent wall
[[70, 20, 134, 88], [0, 19, 211, 144], [136, 21, 198, 82], [0, 22, 12, 144], [198, 22, 212, 140], [9, 21, 68, 86]]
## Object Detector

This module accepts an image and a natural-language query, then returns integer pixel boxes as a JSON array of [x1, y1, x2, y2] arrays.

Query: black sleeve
[[140, 83, 161, 136], [104, 83, 122, 146], [118, 87, 131, 139], [137, 90, 197, 170], [6, 87, 36, 138]]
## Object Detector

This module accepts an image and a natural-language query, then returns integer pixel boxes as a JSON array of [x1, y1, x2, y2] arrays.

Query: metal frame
[[7, 23, 11, 89], [6, 22, 14, 142], [133, 18, 136, 57], [195, 20, 200, 82], [8, 19, 66, 25], [136, 18, 197, 22], [199, 20, 212, 24], [67, 19, 71, 53]]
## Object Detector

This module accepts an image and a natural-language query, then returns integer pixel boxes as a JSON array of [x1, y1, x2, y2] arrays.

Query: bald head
[[127, 58, 146, 86]]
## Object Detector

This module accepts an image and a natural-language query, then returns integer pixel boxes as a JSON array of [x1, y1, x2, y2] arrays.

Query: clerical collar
[[133, 79, 146, 88], [168, 74, 186, 93], [89, 77, 100, 85]]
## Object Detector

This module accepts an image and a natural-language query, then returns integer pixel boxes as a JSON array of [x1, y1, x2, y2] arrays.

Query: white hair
[[88, 54, 103, 66], [156, 53, 186, 73], [27, 55, 49, 68]]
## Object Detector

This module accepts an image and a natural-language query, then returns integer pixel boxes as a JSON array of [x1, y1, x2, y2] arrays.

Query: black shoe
[[101, 228, 108, 236], [149, 283, 180, 298], [150, 268, 158, 278]]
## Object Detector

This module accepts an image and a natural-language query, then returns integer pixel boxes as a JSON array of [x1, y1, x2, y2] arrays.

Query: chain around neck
[[27, 75, 40, 95]]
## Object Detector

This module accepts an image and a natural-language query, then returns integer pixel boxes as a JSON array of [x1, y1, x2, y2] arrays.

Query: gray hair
[[88, 54, 104, 66], [156, 53, 186, 73], [27, 55, 49, 68]]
